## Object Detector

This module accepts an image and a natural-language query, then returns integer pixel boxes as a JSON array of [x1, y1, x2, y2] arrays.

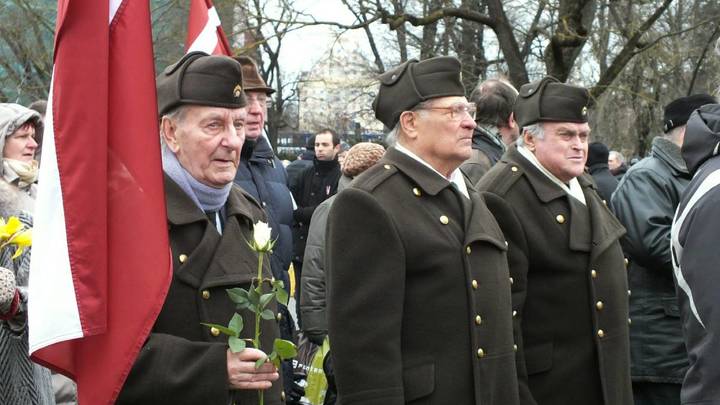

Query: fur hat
[[341, 142, 386, 177]]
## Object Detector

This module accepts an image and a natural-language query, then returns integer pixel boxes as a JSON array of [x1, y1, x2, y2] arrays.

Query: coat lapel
[[579, 174, 626, 261]]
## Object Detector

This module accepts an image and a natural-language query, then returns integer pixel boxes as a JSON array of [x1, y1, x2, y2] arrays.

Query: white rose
[[252, 221, 273, 252]]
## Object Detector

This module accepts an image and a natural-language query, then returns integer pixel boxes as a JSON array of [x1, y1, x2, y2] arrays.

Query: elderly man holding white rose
[[116, 52, 285, 405]]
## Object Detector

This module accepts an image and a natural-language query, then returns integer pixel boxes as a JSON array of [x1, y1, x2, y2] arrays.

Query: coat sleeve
[[327, 188, 406, 405], [299, 199, 332, 340], [611, 168, 674, 272], [482, 192, 538, 405], [117, 333, 230, 405]]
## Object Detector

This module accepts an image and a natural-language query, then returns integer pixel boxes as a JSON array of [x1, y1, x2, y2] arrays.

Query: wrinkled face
[[3, 122, 38, 162], [315, 132, 339, 161], [163, 105, 246, 188], [413, 96, 477, 170], [527, 121, 590, 183], [245, 91, 267, 141]]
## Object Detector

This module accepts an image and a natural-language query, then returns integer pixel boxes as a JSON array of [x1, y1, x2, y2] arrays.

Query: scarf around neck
[[161, 145, 232, 213], [3, 158, 38, 190]]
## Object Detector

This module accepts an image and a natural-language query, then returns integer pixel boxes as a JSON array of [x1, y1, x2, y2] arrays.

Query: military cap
[[234, 55, 275, 95], [157, 51, 247, 116], [514, 76, 590, 129], [663, 93, 716, 133], [373, 56, 465, 129]]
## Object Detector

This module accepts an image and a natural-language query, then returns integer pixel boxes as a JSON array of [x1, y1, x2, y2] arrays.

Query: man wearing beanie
[[117, 52, 283, 405], [611, 93, 716, 405], [586, 141, 618, 202], [327, 57, 520, 404], [478, 76, 632, 405], [671, 102, 720, 405]]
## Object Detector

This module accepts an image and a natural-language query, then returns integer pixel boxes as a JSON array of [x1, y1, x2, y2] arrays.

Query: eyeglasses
[[416, 102, 476, 120]]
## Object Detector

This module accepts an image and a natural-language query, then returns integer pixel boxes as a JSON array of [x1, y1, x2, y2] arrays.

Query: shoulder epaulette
[[479, 160, 524, 196]]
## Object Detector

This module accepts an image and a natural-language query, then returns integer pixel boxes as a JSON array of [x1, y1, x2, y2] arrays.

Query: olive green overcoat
[[477, 145, 633, 405], [327, 147, 520, 405], [117, 176, 285, 405]]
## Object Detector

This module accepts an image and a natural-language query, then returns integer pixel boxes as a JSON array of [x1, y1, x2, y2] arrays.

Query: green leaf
[[228, 336, 246, 353], [272, 279, 285, 290], [255, 356, 268, 369], [229, 313, 244, 334], [268, 351, 281, 369], [248, 287, 261, 306], [260, 309, 275, 320], [273, 338, 298, 359], [259, 292, 275, 309], [227, 288, 249, 305], [200, 323, 237, 337], [275, 286, 289, 306]]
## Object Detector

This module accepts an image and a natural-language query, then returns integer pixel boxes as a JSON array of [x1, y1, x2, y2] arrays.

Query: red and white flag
[[186, 0, 232, 55], [28, 0, 171, 403]]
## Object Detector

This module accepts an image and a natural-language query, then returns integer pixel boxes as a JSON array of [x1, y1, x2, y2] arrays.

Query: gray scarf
[[161, 145, 232, 212]]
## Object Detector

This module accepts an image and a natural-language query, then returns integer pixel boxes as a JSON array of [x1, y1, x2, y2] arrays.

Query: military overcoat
[[327, 147, 520, 405], [117, 176, 284, 405], [477, 145, 632, 405]]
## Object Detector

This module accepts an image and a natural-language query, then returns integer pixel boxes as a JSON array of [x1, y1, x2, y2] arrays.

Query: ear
[[161, 117, 181, 153], [399, 111, 419, 141], [523, 130, 536, 151], [508, 112, 517, 129]]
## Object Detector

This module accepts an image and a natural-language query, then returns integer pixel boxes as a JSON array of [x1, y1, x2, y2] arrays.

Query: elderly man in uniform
[[117, 52, 284, 405], [477, 76, 633, 405], [327, 57, 519, 404]]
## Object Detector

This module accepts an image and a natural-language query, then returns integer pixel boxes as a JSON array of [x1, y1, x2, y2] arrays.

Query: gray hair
[[517, 123, 544, 147], [609, 150, 625, 164], [385, 100, 434, 146], [159, 105, 189, 146]]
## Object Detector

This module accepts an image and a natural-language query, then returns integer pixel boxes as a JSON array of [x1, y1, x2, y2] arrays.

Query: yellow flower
[[10, 229, 32, 259], [0, 217, 22, 241]]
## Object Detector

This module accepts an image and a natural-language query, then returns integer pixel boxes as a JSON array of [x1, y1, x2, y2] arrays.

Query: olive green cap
[[373, 56, 466, 129], [157, 51, 247, 116], [514, 76, 589, 129]]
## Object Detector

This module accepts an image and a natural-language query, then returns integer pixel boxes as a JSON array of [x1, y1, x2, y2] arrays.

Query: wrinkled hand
[[0, 267, 17, 316], [227, 348, 280, 390]]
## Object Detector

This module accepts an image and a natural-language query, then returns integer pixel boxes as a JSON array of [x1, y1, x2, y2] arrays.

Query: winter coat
[[477, 145, 633, 405], [0, 184, 55, 405], [234, 136, 294, 287], [117, 175, 284, 405], [671, 103, 720, 405], [610, 136, 690, 383], [290, 158, 341, 264], [286, 150, 314, 193], [327, 147, 520, 405], [587, 162, 618, 203], [460, 125, 505, 184]]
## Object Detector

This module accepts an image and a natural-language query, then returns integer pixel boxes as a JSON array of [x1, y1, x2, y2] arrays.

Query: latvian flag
[[28, 0, 171, 403], [186, 0, 232, 55]]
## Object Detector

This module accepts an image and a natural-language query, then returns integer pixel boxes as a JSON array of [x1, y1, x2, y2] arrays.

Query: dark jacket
[[613, 164, 628, 181], [118, 176, 284, 405], [461, 125, 506, 184], [477, 145, 633, 405], [286, 150, 314, 193], [610, 136, 690, 384], [234, 136, 294, 287], [327, 147, 520, 405], [587, 162, 618, 203], [290, 158, 341, 263], [671, 103, 720, 405]]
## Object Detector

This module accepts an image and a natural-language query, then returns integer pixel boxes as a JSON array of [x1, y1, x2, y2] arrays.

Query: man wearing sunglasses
[[326, 56, 520, 404], [478, 76, 632, 405]]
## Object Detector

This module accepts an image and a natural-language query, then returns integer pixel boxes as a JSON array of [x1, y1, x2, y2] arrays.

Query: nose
[[461, 115, 477, 130], [27, 136, 38, 150]]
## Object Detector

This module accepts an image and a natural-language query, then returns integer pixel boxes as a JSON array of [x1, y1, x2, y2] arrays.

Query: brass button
[[471, 279, 478, 289], [509, 277, 514, 285], [475, 315, 482, 325], [505, 240, 509, 247], [466, 246, 472, 255], [179, 254, 188, 264], [477, 348, 485, 358], [513, 344, 518, 352], [210, 327, 220, 337], [384, 164, 391, 170], [628, 289, 632, 297], [596, 301, 604, 310], [276, 312, 283, 321], [412, 187, 421, 197], [602, 199, 607, 205], [440, 215, 449, 225], [591, 269, 597, 279], [512, 310, 517, 318], [556, 214, 565, 224], [201, 290, 210, 300], [281, 391, 286, 402], [597, 329, 605, 338], [624, 258, 629, 267], [628, 318, 632, 325], [511, 166, 518, 172]]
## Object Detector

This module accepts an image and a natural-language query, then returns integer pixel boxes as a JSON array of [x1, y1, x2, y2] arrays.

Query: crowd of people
[[1, 50, 720, 405]]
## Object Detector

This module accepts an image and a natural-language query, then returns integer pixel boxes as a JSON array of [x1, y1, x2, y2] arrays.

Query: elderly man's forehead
[[185, 105, 247, 120], [547, 121, 591, 134]]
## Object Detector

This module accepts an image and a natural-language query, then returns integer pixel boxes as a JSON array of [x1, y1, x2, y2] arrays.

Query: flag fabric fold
[[186, 0, 232, 55], [28, 0, 171, 403]]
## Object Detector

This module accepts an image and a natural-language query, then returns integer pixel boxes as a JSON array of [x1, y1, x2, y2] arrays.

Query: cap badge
[[233, 84, 243, 98], [581, 106, 588, 116]]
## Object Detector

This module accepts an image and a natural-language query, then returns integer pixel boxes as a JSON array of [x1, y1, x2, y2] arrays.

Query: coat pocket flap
[[524, 341, 553, 375], [403, 362, 435, 402]]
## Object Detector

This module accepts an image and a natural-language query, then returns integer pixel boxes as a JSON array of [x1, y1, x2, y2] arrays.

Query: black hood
[[682, 104, 720, 176]]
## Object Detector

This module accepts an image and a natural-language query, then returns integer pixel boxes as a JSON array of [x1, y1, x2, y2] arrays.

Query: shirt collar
[[395, 142, 469, 199], [517, 144, 586, 205]]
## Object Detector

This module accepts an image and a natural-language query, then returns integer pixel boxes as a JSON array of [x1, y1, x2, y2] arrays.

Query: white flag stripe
[[28, 77, 83, 353], [187, 6, 222, 54], [109, 0, 122, 22]]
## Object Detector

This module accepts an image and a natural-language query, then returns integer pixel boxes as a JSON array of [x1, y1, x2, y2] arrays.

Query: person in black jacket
[[611, 93, 716, 405], [286, 135, 315, 192], [290, 129, 341, 325], [586, 141, 618, 202]]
